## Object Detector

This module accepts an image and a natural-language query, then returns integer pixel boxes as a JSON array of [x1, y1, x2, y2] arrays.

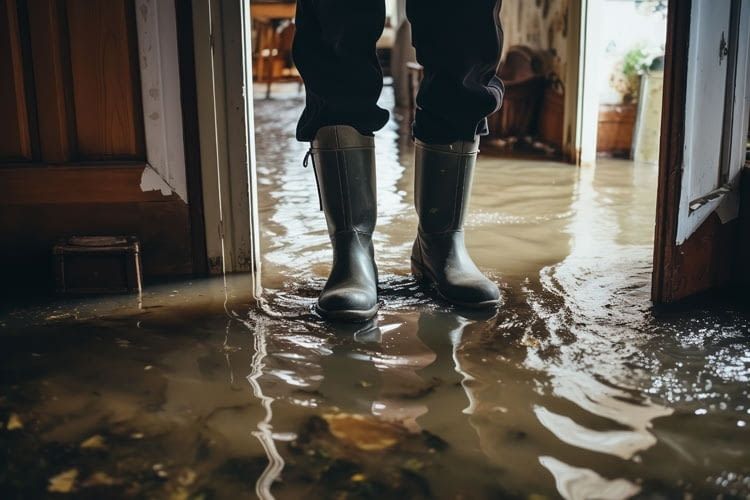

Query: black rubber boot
[[308, 125, 379, 322], [411, 138, 500, 309]]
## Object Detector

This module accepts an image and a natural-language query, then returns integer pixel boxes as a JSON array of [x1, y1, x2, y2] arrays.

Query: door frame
[[176, 0, 209, 276], [136, 0, 209, 276], [652, 0, 696, 303], [192, 0, 262, 291]]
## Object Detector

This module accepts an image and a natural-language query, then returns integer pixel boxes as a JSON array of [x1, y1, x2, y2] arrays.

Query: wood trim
[[1, 199, 193, 295], [740, 167, 750, 284], [176, 0, 208, 276], [0, 164, 182, 205], [652, 0, 691, 303]]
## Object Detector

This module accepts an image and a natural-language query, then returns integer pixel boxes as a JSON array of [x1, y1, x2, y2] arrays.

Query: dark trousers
[[292, 0, 504, 144]]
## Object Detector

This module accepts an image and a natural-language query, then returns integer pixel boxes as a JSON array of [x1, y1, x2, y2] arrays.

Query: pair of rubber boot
[[307, 125, 500, 322]]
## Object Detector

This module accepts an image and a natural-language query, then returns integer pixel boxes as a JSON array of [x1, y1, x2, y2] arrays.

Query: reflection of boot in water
[[414, 312, 480, 449], [316, 321, 384, 414], [365, 315, 436, 432], [411, 139, 500, 309], [308, 125, 379, 322]]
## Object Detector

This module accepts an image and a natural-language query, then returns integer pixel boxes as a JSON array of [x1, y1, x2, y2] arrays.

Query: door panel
[[66, 0, 144, 159], [0, 0, 32, 161], [677, 0, 732, 243], [26, 0, 72, 162], [653, 0, 750, 304]]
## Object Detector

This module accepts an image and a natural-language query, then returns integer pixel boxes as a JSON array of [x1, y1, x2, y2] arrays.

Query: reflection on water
[[1, 84, 748, 499]]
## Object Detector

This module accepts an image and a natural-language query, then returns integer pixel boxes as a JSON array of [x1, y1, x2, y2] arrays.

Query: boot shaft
[[310, 126, 377, 236], [414, 137, 480, 234]]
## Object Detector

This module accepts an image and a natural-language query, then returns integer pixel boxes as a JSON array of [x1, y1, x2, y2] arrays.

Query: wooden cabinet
[[596, 104, 637, 157]]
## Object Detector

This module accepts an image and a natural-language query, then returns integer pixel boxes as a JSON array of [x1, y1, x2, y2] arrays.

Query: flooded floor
[[1, 83, 749, 499]]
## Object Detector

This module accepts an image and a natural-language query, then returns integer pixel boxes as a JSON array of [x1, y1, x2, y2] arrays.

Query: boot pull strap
[[303, 149, 323, 211]]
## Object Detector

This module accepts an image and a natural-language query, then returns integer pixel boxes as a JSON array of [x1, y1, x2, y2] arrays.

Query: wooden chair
[[251, 1, 299, 98]]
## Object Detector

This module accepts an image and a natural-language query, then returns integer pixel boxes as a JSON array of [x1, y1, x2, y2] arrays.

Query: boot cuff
[[312, 125, 375, 150], [415, 137, 480, 155]]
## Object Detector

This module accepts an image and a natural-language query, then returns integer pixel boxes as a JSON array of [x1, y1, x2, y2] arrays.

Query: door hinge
[[719, 31, 729, 63]]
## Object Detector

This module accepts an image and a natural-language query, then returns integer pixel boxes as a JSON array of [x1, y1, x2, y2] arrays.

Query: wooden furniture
[[489, 46, 547, 142], [251, 1, 298, 98], [54, 236, 142, 295], [538, 79, 565, 151], [596, 103, 637, 157]]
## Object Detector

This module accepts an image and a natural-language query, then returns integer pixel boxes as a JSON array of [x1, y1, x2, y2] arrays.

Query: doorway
[[230, 0, 750, 306]]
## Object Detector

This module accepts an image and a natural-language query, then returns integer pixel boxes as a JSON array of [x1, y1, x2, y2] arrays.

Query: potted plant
[[598, 46, 655, 156]]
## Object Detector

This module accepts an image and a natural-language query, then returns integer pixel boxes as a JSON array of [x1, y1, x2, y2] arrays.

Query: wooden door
[[0, 0, 195, 292], [653, 0, 750, 304]]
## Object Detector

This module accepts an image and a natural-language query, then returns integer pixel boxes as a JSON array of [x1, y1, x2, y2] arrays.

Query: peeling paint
[[135, 0, 189, 203], [501, 0, 569, 78], [140, 166, 173, 197]]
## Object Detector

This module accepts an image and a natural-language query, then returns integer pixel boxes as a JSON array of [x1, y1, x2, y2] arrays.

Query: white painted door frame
[[570, 0, 604, 167], [192, 0, 262, 292], [135, 0, 190, 203]]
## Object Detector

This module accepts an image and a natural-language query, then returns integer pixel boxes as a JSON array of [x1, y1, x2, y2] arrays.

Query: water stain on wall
[[500, 0, 570, 80]]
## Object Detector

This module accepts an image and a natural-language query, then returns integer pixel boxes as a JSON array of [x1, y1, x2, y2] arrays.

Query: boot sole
[[411, 258, 500, 310], [316, 303, 379, 323]]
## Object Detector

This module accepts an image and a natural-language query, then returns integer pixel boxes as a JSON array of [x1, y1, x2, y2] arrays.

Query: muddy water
[[1, 84, 749, 499]]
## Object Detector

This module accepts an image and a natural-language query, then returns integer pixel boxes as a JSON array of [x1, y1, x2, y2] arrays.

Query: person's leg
[[407, 0, 504, 308], [406, 0, 504, 143], [293, 0, 386, 321], [292, 0, 389, 142]]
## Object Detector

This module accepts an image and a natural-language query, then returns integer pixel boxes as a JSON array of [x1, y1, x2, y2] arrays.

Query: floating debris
[[45, 312, 77, 322], [168, 488, 190, 500], [82, 472, 118, 487], [80, 435, 106, 450], [6, 413, 23, 430], [153, 463, 169, 479], [48, 469, 78, 493], [323, 413, 406, 451], [177, 468, 197, 487]]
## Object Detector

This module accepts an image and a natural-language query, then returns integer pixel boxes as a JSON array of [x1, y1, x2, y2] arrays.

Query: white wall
[[597, 0, 667, 104]]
